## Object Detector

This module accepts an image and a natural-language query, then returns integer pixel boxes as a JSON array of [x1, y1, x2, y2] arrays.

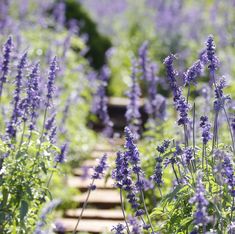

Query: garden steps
[[55, 218, 123, 233], [56, 138, 124, 233], [72, 189, 120, 208], [67, 176, 114, 190], [65, 208, 123, 220]]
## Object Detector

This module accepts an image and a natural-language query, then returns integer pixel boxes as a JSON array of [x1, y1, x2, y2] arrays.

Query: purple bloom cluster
[[112, 151, 140, 210], [6, 52, 27, 138], [145, 63, 166, 120], [206, 35, 219, 73], [92, 154, 108, 179], [151, 157, 163, 186], [128, 216, 142, 234], [124, 127, 141, 170], [92, 66, 113, 136], [200, 116, 212, 144], [213, 77, 230, 112], [164, 55, 190, 126], [183, 147, 194, 164], [111, 223, 125, 234], [232, 115, 235, 139], [157, 140, 171, 154], [125, 61, 141, 136], [35, 199, 61, 234], [55, 144, 67, 164], [0, 36, 12, 96], [189, 173, 209, 227], [46, 57, 58, 107], [184, 60, 203, 85], [27, 63, 41, 128], [222, 154, 235, 197], [138, 41, 149, 81]]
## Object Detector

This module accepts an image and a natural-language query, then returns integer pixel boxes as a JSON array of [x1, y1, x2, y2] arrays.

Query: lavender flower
[[28, 63, 40, 130], [184, 60, 203, 85], [124, 127, 141, 168], [200, 116, 212, 144], [163, 54, 181, 100], [0, 36, 12, 96], [176, 96, 190, 125], [55, 144, 67, 163], [128, 216, 141, 234], [138, 41, 149, 80], [46, 57, 58, 107], [125, 61, 141, 137], [92, 154, 108, 179], [45, 114, 56, 133], [112, 151, 140, 210], [206, 35, 219, 73], [164, 54, 190, 126], [151, 157, 163, 186], [189, 173, 209, 227], [232, 115, 235, 139], [157, 140, 171, 154], [183, 147, 194, 164], [213, 77, 230, 112], [145, 63, 166, 120], [92, 66, 113, 136], [111, 223, 125, 234], [222, 154, 235, 197], [34, 199, 60, 234], [6, 52, 27, 138]]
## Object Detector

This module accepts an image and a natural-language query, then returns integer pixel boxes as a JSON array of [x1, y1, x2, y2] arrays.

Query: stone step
[[65, 208, 123, 220], [108, 97, 144, 107], [67, 177, 114, 190], [90, 150, 116, 159], [72, 189, 120, 208], [54, 218, 124, 233]]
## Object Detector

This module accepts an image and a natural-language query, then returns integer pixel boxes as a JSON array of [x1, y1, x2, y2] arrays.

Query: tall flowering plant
[[111, 35, 235, 233], [0, 37, 66, 233]]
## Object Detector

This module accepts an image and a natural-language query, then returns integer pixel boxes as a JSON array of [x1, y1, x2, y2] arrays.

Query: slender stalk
[[120, 189, 131, 234], [230, 196, 234, 222], [183, 124, 188, 147], [73, 178, 95, 234], [172, 164, 180, 184], [212, 112, 219, 152], [222, 107, 235, 153], [136, 172, 154, 233], [46, 162, 58, 188]]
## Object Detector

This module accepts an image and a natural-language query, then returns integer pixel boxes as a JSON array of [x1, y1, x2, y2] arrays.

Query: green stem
[[73, 178, 95, 233], [120, 189, 131, 234]]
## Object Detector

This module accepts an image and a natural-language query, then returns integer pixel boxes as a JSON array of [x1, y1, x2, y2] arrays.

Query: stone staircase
[[54, 97, 146, 233], [54, 139, 125, 233]]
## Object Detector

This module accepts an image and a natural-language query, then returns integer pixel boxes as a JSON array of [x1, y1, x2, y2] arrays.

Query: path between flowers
[[55, 139, 125, 233], [54, 98, 134, 233]]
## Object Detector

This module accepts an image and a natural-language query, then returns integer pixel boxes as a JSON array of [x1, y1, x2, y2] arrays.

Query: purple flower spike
[[222, 154, 235, 197], [184, 60, 203, 85], [46, 56, 58, 107], [138, 41, 149, 80], [151, 156, 163, 186], [0, 36, 12, 96], [6, 52, 27, 139], [92, 154, 108, 179], [55, 143, 67, 163], [111, 223, 125, 234], [200, 116, 212, 144], [125, 61, 141, 137], [206, 35, 219, 73], [189, 173, 209, 227]]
